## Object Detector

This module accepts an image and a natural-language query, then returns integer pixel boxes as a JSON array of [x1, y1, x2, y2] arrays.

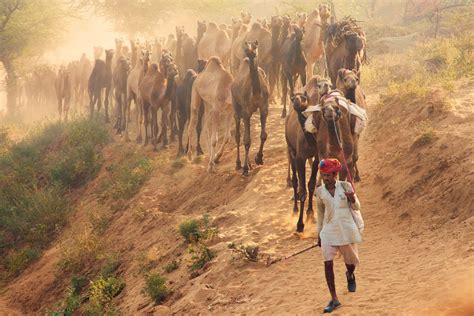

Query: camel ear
[[338, 69, 346, 81]]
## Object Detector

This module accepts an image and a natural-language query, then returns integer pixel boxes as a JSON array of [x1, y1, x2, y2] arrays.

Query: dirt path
[[166, 93, 474, 315]]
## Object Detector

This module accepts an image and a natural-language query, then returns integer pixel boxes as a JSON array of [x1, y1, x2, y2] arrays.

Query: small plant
[[144, 273, 169, 305], [179, 219, 201, 243], [188, 243, 214, 271], [164, 260, 179, 273], [57, 228, 102, 273], [228, 242, 259, 262], [412, 121, 437, 148], [5, 247, 40, 275], [89, 276, 125, 312]]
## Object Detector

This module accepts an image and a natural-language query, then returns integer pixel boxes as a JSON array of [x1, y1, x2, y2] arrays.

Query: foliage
[[57, 228, 103, 273], [5, 247, 39, 275], [0, 119, 108, 279], [412, 121, 437, 148], [179, 213, 219, 243], [99, 151, 153, 209], [164, 260, 179, 273], [228, 242, 259, 262], [89, 276, 125, 312], [144, 273, 169, 305], [188, 243, 214, 271]]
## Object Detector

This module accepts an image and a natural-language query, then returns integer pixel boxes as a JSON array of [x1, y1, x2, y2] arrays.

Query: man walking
[[316, 158, 362, 313]]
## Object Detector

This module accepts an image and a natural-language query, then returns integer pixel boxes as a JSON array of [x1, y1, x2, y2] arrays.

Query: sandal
[[346, 271, 356, 292], [323, 300, 341, 313]]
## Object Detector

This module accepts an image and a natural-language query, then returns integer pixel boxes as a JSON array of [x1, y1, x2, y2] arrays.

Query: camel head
[[176, 26, 184, 37], [93, 46, 103, 60], [105, 49, 114, 60], [317, 78, 333, 98], [197, 58, 207, 73], [118, 56, 130, 72], [282, 15, 291, 27], [320, 95, 344, 123], [243, 40, 258, 60], [319, 4, 331, 22], [115, 38, 123, 50], [231, 18, 242, 32], [241, 11, 252, 25], [345, 32, 364, 56], [292, 25, 304, 41], [337, 68, 359, 91], [257, 18, 268, 29], [296, 12, 307, 27], [166, 64, 178, 79], [290, 91, 309, 112], [197, 21, 207, 35], [271, 16, 283, 29]]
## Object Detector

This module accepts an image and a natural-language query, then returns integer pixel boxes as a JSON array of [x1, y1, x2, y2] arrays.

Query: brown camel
[[78, 53, 92, 108], [285, 91, 319, 232], [88, 49, 113, 121], [113, 57, 130, 138], [139, 55, 178, 150], [198, 22, 232, 67], [187, 57, 234, 173], [303, 9, 324, 79], [231, 41, 270, 176], [325, 18, 367, 87], [336, 68, 367, 182], [312, 90, 354, 181], [244, 23, 272, 76], [131, 50, 150, 143], [103, 49, 114, 122], [269, 16, 283, 103], [280, 25, 307, 118], [55, 66, 71, 121]]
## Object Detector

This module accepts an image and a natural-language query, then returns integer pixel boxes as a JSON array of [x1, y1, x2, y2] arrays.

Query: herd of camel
[[43, 4, 369, 233]]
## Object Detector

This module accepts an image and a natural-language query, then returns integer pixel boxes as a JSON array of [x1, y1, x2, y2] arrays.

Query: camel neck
[[291, 39, 304, 65], [345, 88, 356, 103], [271, 26, 281, 56], [164, 75, 175, 100], [248, 57, 261, 96], [105, 56, 113, 71], [327, 120, 340, 146], [232, 28, 239, 42]]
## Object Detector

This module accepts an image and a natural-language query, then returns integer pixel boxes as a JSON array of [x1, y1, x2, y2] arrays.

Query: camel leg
[[234, 112, 242, 170], [281, 71, 288, 118], [136, 97, 143, 143], [296, 157, 306, 233], [187, 87, 202, 160], [300, 69, 307, 88], [255, 108, 268, 165], [151, 108, 159, 151], [97, 90, 103, 120], [143, 105, 150, 146], [114, 90, 122, 133], [124, 93, 131, 142], [306, 159, 318, 223], [65, 96, 70, 122], [196, 101, 205, 156], [177, 102, 187, 157], [161, 104, 169, 149], [287, 154, 292, 188], [214, 111, 233, 164], [89, 92, 95, 119], [57, 97, 63, 121], [170, 98, 177, 143], [289, 152, 298, 214], [207, 110, 218, 173], [104, 86, 111, 123], [353, 134, 361, 182], [242, 114, 252, 176]]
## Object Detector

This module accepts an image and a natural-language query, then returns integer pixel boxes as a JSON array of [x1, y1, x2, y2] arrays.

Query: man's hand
[[344, 191, 356, 203]]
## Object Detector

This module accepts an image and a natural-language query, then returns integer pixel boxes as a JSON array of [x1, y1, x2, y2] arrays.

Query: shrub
[[89, 276, 125, 311], [164, 260, 179, 273], [5, 247, 40, 275], [228, 243, 259, 262], [57, 228, 102, 273], [144, 273, 169, 304], [189, 243, 214, 271], [179, 219, 200, 243]]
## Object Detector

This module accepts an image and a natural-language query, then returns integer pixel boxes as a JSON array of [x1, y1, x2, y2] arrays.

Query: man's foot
[[347, 271, 356, 292], [323, 300, 341, 313]]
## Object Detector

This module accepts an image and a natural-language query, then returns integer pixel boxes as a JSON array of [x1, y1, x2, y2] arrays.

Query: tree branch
[[0, 0, 21, 31]]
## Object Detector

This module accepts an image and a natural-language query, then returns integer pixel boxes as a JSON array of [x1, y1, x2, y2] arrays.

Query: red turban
[[319, 159, 342, 173]]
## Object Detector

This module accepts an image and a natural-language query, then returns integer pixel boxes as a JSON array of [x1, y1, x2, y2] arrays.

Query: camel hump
[[207, 22, 218, 32], [308, 9, 320, 21], [205, 56, 223, 70]]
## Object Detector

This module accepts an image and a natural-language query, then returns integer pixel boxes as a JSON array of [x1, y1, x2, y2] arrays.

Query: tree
[[0, 0, 67, 115]]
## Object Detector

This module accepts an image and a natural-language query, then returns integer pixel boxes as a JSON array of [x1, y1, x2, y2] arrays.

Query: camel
[[67, 61, 80, 109], [128, 50, 149, 143], [269, 16, 283, 103], [336, 68, 367, 182], [187, 57, 234, 173], [257, 18, 269, 29], [140, 55, 178, 150], [302, 9, 324, 79], [78, 53, 92, 108], [198, 22, 232, 67], [230, 18, 243, 43], [241, 11, 252, 25], [296, 12, 307, 28], [319, 3, 332, 23], [88, 49, 113, 120], [285, 91, 319, 232], [325, 18, 366, 87], [231, 24, 249, 74], [244, 23, 272, 74], [113, 57, 130, 138], [176, 58, 207, 157], [280, 25, 307, 118], [153, 38, 163, 64], [103, 49, 114, 122], [231, 41, 270, 176], [55, 66, 71, 121], [311, 90, 355, 181], [165, 34, 177, 57]]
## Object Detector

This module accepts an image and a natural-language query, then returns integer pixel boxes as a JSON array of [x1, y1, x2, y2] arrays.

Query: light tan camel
[[231, 24, 249, 74], [187, 57, 234, 173], [198, 22, 232, 67], [131, 50, 150, 143], [55, 66, 71, 121], [302, 9, 324, 79], [244, 22, 272, 75], [241, 11, 252, 25], [296, 12, 307, 28]]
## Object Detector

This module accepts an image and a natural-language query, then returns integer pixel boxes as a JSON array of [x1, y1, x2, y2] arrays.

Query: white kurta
[[316, 181, 362, 246]]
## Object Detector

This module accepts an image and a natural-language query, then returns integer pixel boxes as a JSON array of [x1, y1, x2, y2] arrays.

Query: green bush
[[5, 247, 40, 275], [164, 260, 179, 273], [189, 243, 214, 271], [89, 276, 125, 311], [0, 119, 109, 279], [144, 273, 169, 305], [179, 219, 200, 243]]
